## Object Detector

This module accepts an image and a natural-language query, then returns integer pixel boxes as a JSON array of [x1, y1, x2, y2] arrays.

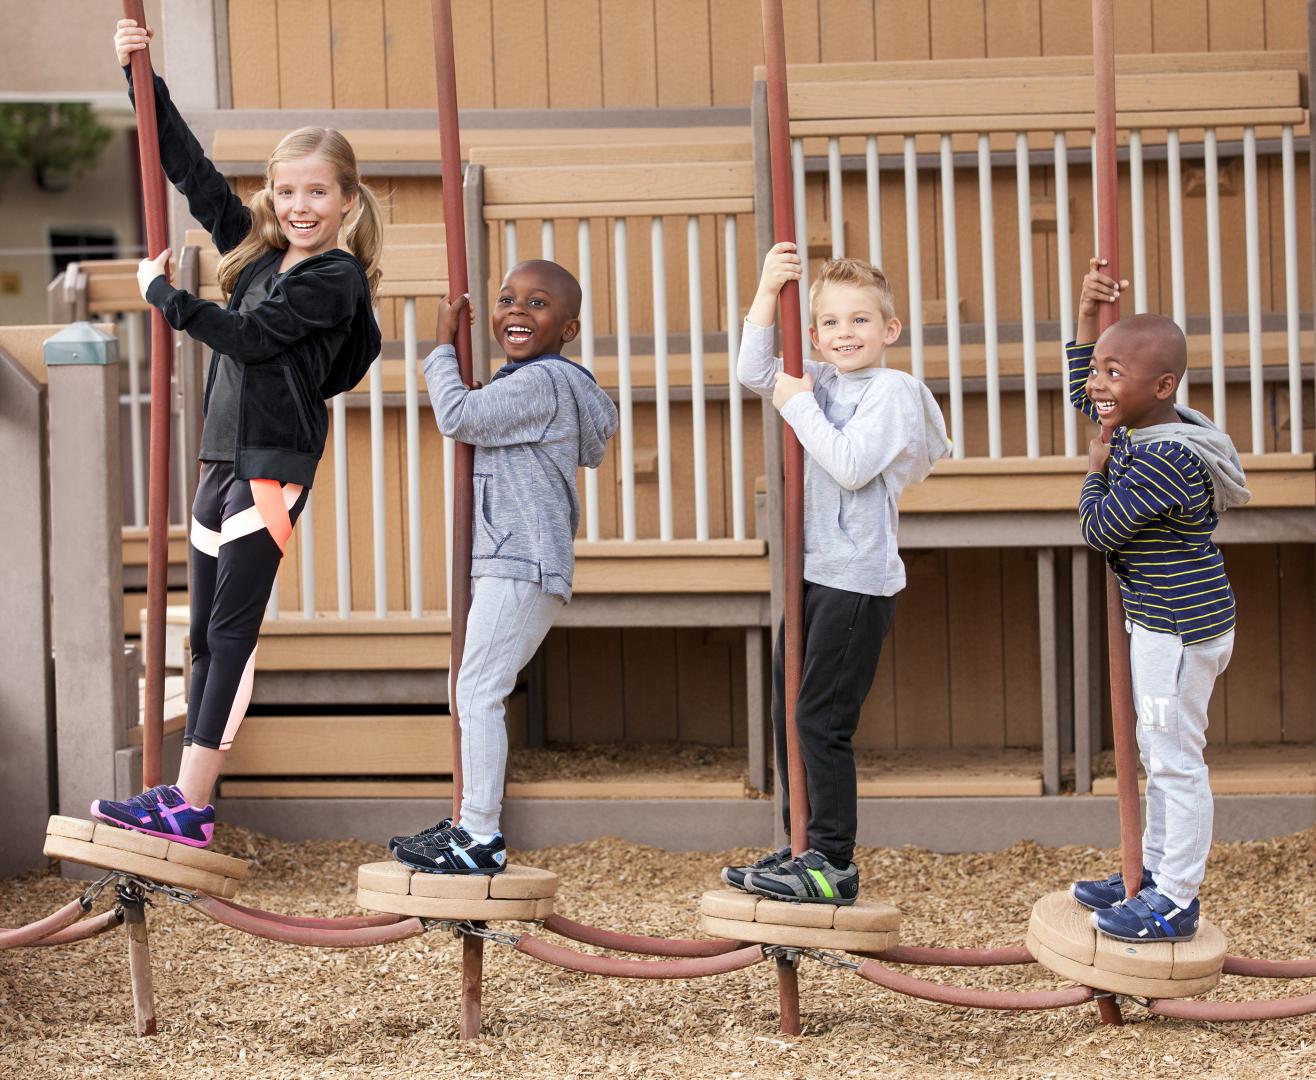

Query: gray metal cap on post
[[44, 321, 119, 366]]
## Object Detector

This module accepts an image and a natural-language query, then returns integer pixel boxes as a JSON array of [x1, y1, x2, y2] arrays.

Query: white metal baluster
[[1167, 129, 1188, 404], [541, 219, 555, 261], [979, 134, 1001, 458], [443, 434, 455, 614], [615, 218, 636, 540], [828, 137, 844, 257], [1205, 129, 1227, 427], [126, 311, 146, 526], [725, 214, 745, 540], [866, 136, 882, 266], [1054, 132, 1076, 457], [651, 216, 673, 540], [1243, 126, 1264, 453], [404, 297, 423, 616], [503, 221, 517, 268], [299, 495, 315, 618], [578, 220, 600, 541], [1129, 131, 1148, 314], [940, 135, 963, 458], [792, 138, 811, 357], [369, 353, 388, 616], [1016, 132, 1039, 458], [1282, 125, 1302, 452], [333, 393, 350, 617], [689, 214, 709, 539], [904, 136, 924, 381]]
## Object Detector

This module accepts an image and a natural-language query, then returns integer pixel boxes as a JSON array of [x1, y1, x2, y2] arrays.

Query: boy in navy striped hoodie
[[1067, 258, 1250, 944]]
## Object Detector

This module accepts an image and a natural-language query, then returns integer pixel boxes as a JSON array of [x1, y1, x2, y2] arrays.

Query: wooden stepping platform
[[356, 861, 557, 921], [1026, 891, 1226, 999], [43, 816, 247, 899], [698, 889, 900, 952]]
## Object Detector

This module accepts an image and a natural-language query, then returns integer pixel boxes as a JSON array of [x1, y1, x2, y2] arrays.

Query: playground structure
[[2, 0, 1314, 1043]]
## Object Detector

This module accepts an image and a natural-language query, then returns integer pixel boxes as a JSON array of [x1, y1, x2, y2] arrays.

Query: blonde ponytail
[[215, 127, 383, 303]]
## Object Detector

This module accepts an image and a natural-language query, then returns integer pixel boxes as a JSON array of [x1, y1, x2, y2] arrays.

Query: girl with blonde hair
[[91, 20, 383, 847]]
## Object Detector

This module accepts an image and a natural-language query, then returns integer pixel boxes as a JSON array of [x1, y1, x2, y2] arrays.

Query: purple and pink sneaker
[[91, 784, 215, 848]]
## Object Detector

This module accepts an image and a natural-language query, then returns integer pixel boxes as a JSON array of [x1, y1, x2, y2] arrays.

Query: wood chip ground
[[2, 827, 1313, 1078]]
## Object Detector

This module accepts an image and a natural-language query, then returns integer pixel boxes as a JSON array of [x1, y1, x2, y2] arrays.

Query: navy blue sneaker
[[388, 818, 452, 853], [393, 821, 507, 875], [1072, 868, 1155, 910], [1094, 886, 1200, 943], [721, 845, 791, 892], [91, 784, 215, 848], [745, 848, 859, 905]]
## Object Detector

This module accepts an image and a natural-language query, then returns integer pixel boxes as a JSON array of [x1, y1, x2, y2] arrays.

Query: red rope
[[856, 959, 1094, 1011], [193, 896, 423, 947], [539, 913, 745, 957], [0, 900, 85, 950], [515, 934, 765, 979]]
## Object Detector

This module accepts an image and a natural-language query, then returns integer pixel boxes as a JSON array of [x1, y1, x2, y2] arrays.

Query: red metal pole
[[1092, 0, 1142, 901], [430, 0, 475, 824], [123, 0, 172, 791], [760, 0, 810, 858]]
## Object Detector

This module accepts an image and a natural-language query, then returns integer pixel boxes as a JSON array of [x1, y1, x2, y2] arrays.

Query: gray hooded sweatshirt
[[424, 346, 619, 601], [1128, 404, 1251, 512], [738, 319, 951, 597]]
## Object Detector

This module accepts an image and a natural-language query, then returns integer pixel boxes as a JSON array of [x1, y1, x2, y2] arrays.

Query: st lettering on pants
[[1128, 621, 1234, 908], [772, 581, 896, 863], [456, 576, 563, 836]]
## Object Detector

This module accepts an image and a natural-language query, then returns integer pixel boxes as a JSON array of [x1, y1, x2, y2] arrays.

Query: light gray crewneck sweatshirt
[[737, 319, 950, 597]]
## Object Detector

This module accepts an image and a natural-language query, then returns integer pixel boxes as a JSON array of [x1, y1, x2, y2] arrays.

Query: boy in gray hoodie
[[724, 245, 950, 904], [391, 260, 618, 874], [1067, 258, 1250, 942]]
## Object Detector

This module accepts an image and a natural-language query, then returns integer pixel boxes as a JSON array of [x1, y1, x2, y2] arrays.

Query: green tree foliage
[[0, 103, 113, 192]]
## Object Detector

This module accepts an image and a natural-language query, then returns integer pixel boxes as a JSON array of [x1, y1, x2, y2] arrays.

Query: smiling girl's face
[[270, 153, 356, 264]]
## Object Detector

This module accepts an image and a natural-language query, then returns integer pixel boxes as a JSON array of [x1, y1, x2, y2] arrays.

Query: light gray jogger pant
[[456, 576, 563, 836], [1128, 622, 1234, 908]]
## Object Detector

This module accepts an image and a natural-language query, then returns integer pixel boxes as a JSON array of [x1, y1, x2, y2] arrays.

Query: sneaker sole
[[1089, 911, 1197, 943], [391, 851, 505, 875], [90, 804, 213, 848]]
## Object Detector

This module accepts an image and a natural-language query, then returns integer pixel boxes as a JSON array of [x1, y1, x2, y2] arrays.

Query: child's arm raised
[[116, 19, 250, 253], [738, 242, 822, 394], [1068, 257, 1129, 421]]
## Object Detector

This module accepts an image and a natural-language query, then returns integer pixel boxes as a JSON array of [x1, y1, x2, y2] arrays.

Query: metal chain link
[[798, 947, 862, 971], [78, 872, 117, 911], [452, 920, 522, 947]]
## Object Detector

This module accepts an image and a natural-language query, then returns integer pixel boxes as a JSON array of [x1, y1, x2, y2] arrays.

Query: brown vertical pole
[[459, 929, 484, 1039], [760, 0, 810, 857], [1092, 0, 1142, 900], [123, 0, 172, 790], [776, 953, 802, 1036], [430, 0, 474, 824], [121, 890, 157, 1036]]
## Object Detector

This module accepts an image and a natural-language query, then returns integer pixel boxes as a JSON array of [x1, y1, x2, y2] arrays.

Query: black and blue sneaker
[[1072, 868, 1156, 910], [1093, 886, 1200, 943], [721, 845, 792, 892], [745, 848, 859, 906], [91, 784, 215, 848], [392, 821, 507, 875], [388, 818, 452, 853]]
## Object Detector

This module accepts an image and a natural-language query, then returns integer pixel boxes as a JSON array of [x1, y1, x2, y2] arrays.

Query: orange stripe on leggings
[[250, 479, 293, 554]]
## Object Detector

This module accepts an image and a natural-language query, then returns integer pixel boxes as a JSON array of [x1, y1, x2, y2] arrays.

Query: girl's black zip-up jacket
[[126, 68, 381, 488]]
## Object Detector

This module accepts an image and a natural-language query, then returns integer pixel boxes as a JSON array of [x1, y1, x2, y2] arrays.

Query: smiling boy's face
[[809, 283, 901, 373], [1087, 315, 1186, 431], [493, 261, 582, 361]]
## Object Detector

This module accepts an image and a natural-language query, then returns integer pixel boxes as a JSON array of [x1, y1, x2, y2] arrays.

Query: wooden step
[[222, 715, 454, 777]]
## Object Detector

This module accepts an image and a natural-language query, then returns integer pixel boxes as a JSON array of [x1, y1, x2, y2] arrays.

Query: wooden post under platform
[[776, 953, 801, 1036], [1096, 994, 1124, 1026], [460, 926, 485, 1040], [120, 886, 157, 1037]]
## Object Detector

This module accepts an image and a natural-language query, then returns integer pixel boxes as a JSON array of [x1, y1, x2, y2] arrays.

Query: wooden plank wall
[[227, 0, 1309, 111]]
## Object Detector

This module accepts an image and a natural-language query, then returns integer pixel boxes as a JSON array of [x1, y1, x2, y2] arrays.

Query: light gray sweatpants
[[456, 576, 563, 836], [1128, 622, 1234, 908]]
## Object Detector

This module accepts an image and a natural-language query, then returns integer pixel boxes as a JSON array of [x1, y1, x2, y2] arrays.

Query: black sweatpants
[[772, 580, 896, 863], [185, 461, 306, 750]]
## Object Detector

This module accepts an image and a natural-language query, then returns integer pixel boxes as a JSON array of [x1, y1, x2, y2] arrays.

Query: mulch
[[2, 826, 1313, 1079]]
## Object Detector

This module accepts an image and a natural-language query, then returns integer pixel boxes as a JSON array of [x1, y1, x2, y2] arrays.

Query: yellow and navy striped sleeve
[[1066, 340, 1100, 423]]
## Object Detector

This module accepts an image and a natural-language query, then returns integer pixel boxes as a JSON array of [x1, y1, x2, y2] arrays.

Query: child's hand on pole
[[772, 369, 813, 411], [1076, 256, 1128, 344], [437, 293, 471, 347], [747, 241, 802, 326], [136, 248, 171, 300], [115, 19, 154, 68]]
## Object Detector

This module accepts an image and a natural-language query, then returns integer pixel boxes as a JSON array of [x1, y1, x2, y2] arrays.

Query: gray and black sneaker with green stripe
[[745, 848, 859, 905], [721, 845, 792, 892]]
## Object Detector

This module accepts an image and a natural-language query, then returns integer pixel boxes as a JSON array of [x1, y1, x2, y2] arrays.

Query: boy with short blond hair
[[725, 243, 950, 904]]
